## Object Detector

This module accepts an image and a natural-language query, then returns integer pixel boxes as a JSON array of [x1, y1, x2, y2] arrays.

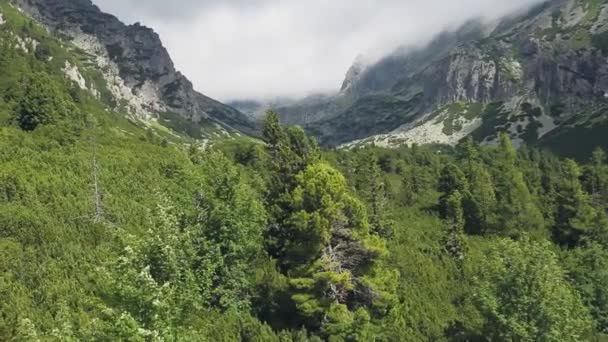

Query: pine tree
[[442, 191, 467, 263], [195, 151, 267, 311], [491, 133, 544, 237], [283, 163, 398, 332], [401, 164, 416, 206], [458, 136, 479, 176], [354, 150, 390, 236], [462, 164, 496, 235], [588, 147, 607, 207], [438, 163, 468, 218], [262, 111, 319, 262], [553, 159, 606, 247]]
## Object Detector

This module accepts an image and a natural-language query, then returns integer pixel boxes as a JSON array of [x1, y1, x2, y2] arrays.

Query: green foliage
[[14, 71, 80, 131], [490, 133, 545, 236], [474, 237, 592, 341], [442, 191, 467, 262], [552, 159, 607, 247], [563, 243, 608, 334], [194, 151, 267, 311], [1, 6, 608, 340]]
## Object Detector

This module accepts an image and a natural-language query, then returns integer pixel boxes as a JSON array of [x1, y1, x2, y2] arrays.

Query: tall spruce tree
[[262, 112, 319, 263], [491, 133, 544, 236], [442, 191, 467, 263], [438, 163, 468, 219], [553, 159, 606, 247]]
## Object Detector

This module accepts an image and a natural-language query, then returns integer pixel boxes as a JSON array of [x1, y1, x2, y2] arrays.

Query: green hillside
[[1, 1, 608, 341]]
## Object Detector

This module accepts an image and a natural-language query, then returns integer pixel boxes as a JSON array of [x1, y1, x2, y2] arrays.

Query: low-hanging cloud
[[94, 0, 545, 101]]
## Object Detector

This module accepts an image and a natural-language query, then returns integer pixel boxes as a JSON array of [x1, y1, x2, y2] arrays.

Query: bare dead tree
[[88, 122, 105, 224]]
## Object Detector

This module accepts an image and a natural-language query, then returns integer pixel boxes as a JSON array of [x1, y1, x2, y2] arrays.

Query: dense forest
[[1, 1, 608, 341]]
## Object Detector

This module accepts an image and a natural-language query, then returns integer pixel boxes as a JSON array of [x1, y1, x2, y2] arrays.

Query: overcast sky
[[93, 0, 543, 101]]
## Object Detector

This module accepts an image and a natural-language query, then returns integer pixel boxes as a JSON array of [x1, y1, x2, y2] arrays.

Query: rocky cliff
[[283, 0, 608, 154], [12, 0, 255, 136]]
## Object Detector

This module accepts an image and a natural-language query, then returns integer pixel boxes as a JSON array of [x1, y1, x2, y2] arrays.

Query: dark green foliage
[[194, 151, 267, 311], [552, 159, 607, 247], [2, 5, 608, 340], [442, 191, 467, 262], [563, 243, 608, 334], [261, 114, 397, 335], [474, 237, 592, 341], [262, 112, 320, 263], [490, 133, 545, 236], [592, 30, 608, 55], [15, 72, 79, 131]]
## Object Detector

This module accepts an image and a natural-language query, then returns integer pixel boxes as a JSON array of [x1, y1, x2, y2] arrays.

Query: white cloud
[[93, 0, 544, 101]]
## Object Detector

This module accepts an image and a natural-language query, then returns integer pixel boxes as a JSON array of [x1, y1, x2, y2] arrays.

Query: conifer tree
[[438, 163, 468, 218], [553, 159, 606, 247], [442, 191, 467, 263], [491, 133, 544, 236], [195, 151, 267, 311], [353, 150, 390, 236], [401, 164, 416, 206], [282, 163, 397, 332], [588, 147, 607, 207], [262, 111, 319, 262], [462, 164, 497, 235]]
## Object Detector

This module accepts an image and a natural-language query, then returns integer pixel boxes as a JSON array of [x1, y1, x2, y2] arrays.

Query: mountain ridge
[[277, 0, 608, 157], [11, 0, 257, 137]]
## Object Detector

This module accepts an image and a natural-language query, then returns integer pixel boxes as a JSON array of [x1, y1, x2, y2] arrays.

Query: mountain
[[12, 0, 256, 137], [2, 0, 608, 340], [281, 0, 608, 157], [227, 97, 297, 119]]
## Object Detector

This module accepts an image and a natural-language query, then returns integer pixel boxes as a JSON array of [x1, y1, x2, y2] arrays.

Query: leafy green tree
[[438, 163, 468, 196], [474, 237, 592, 341], [400, 163, 417, 206], [438, 163, 468, 220], [458, 136, 480, 175], [352, 150, 391, 237], [584, 147, 608, 208], [456, 138, 497, 235], [106, 194, 199, 336], [366, 155, 387, 236]]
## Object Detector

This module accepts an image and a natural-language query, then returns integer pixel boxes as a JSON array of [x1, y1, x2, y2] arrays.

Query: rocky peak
[[340, 55, 367, 92]]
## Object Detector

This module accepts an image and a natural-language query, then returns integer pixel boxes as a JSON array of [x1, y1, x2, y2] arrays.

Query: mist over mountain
[[93, 0, 544, 100]]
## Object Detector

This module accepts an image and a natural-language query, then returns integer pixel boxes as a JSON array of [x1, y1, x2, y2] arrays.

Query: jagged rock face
[[13, 0, 255, 135], [340, 56, 367, 93], [284, 0, 608, 150]]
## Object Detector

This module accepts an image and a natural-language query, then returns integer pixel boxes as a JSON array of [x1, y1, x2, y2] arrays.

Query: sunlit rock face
[[12, 0, 256, 135]]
